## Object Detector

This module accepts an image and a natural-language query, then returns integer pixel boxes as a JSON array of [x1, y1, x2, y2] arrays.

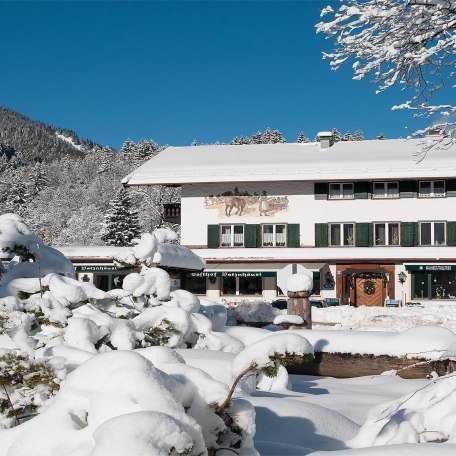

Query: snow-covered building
[[122, 136, 456, 306]]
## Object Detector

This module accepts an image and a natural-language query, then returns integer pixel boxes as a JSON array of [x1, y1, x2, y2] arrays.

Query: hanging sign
[[75, 265, 132, 272], [188, 271, 276, 278]]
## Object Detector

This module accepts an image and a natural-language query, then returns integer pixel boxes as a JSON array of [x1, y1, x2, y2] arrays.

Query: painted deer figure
[[225, 196, 246, 216]]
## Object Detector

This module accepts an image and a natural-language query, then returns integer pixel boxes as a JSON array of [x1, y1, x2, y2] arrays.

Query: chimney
[[317, 131, 334, 148]]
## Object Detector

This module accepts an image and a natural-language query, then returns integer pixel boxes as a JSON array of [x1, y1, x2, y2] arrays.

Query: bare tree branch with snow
[[316, 0, 456, 154]]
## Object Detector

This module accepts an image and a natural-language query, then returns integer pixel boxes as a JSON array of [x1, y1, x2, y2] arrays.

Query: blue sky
[[0, 1, 425, 149]]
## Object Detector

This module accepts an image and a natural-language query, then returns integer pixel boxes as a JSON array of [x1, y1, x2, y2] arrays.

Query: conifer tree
[[191, 139, 198, 146], [296, 131, 311, 143], [101, 188, 141, 246], [343, 131, 353, 141], [353, 129, 364, 141], [377, 133, 386, 140], [251, 131, 263, 144], [271, 130, 285, 144], [331, 128, 342, 142]]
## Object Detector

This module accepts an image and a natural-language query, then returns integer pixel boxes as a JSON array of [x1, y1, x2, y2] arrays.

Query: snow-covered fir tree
[[119, 139, 136, 159], [377, 133, 386, 140], [101, 188, 141, 246], [353, 129, 364, 141], [331, 128, 342, 142], [343, 131, 353, 141], [191, 139, 198, 146], [296, 131, 311, 143], [271, 129, 285, 143]]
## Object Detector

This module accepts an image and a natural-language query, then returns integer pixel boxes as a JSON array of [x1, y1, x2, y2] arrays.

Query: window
[[420, 222, 446, 246], [186, 276, 207, 295], [372, 182, 399, 199], [412, 271, 456, 300], [329, 223, 355, 246], [329, 183, 354, 200], [419, 181, 445, 198], [262, 224, 287, 247], [222, 277, 263, 296], [374, 222, 400, 246], [220, 225, 244, 247]]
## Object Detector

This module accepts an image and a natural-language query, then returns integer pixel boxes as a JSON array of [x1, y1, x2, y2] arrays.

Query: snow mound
[[351, 373, 456, 447], [231, 333, 313, 378], [274, 315, 304, 325], [286, 273, 313, 293]]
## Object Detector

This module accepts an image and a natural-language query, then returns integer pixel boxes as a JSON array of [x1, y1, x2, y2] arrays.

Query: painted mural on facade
[[204, 187, 289, 217]]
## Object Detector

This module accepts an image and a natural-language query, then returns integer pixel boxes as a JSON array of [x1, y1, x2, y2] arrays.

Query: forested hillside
[[0, 108, 179, 246]]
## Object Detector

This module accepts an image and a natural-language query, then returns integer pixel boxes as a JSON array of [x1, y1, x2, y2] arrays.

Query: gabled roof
[[122, 139, 456, 186]]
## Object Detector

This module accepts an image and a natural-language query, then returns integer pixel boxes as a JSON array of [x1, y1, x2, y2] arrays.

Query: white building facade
[[123, 137, 456, 306]]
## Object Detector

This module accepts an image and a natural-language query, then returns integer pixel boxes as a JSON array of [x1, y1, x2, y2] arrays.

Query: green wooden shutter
[[354, 182, 371, 199], [447, 222, 456, 246], [447, 180, 456, 197], [314, 182, 328, 200], [207, 225, 219, 248], [315, 223, 328, 247], [245, 224, 261, 248], [287, 224, 300, 247], [399, 181, 417, 198], [401, 222, 418, 247], [355, 223, 373, 247]]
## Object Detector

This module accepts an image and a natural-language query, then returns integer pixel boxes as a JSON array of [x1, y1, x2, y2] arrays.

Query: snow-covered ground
[[2, 215, 456, 455], [313, 303, 456, 332]]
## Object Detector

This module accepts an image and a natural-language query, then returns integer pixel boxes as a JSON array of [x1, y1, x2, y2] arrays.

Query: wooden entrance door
[[355, 277, 385, 307]]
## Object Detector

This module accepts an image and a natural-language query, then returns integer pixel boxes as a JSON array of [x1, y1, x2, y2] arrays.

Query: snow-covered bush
[[350, 373, 456, 447], [0, 352, 64, 428]]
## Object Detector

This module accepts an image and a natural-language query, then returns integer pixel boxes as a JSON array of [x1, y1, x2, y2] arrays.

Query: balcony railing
[[163, 203, 181, 224]]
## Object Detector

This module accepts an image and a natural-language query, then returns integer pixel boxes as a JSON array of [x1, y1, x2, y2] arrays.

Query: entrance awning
[[405, 265, 456, 272]]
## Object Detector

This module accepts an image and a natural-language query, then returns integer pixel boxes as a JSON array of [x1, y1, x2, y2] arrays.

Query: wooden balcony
[[163, 203, 181, 224]]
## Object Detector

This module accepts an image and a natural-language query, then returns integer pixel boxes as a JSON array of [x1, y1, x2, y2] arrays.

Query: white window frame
[[372, 181, 399, 199], [373, 222, 401, 246], [419, 221, 446, 246], [329, 222, 355, 247], [419, 180, 446, 198], [328, 183, 354, 200], [219, 224, 245, 247], [261, 223, 287, 247]]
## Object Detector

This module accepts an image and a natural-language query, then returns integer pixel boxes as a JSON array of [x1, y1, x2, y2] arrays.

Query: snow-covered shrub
[[0, 352, 64, 428], [227, 300, 283, 325], [350, 373, 456, 447]]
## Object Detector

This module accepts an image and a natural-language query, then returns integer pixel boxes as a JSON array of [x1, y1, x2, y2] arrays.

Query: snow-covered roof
[[191, 247, 456, 263], [122, 139, 456, 186], [56, 245, 205, 271]]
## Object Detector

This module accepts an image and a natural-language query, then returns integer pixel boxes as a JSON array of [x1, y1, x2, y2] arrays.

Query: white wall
[[181, 182, 453, 247]]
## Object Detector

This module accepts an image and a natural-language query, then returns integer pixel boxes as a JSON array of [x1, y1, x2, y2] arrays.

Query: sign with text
[[405, 265, 456, 272], [188, 271, 276, 278], [75, 265, 132, 272]]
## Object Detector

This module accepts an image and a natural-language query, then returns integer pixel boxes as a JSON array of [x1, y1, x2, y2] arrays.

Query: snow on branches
[[316, 0, 456, 148]]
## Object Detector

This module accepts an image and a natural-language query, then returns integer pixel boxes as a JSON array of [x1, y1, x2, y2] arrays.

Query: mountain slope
[[0, 107, 99, 165]]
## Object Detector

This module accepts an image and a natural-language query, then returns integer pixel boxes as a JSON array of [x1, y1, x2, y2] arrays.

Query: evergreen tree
[[353, 129, 364, 141], [262, 127, 273, 144], [377, 133, 386, 140], [251, 131, 263, 144], [191, 139, 198, 146], [119, 139, 136, 159], [296, 131, 311, 143], [271, 129, 285, 144], [343, 131, 353, 141], [101, 188, 141, 246], [331, 128, 342, 142]]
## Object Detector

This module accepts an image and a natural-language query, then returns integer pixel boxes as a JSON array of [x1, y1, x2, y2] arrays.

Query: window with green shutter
[[207, 225, 219, 248], [400, 222, 418, 247], [314, 182, 328, 200], [287, 224, 300, 247], [447, 222, 456, 246], [315, 223, 329, 247], [447, 180, 456, 197], [245, 224, 261, 248], [354, 182, 371, 199], [399, 181, 417, 198], [355, 223, 373, 247]]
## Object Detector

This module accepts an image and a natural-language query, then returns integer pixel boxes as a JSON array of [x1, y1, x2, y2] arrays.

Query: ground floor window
[[222, 276, 263, 296], [184, 277, 206, 295], [412, 271, 456, 300], [93, 273, 128, 291]]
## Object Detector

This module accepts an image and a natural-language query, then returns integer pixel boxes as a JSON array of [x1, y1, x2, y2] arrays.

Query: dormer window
[[419, 181, 445, 198], [329, 183, 354, 200]]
